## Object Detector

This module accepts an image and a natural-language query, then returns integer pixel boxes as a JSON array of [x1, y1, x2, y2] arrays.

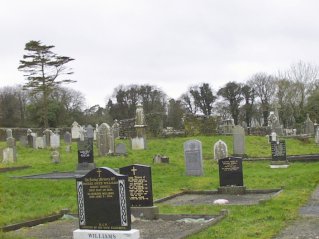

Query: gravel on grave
[[8, 215, 218, 239], [158, 192, 280, 205]]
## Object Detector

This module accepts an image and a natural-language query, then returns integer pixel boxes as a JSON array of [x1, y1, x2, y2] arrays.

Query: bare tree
[[248, 73, 276, 126]]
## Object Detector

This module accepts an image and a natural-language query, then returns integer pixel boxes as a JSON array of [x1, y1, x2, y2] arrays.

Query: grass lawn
[[0, 135, 319, 239]]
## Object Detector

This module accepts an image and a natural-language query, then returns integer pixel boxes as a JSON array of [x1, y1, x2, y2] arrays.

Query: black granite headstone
[[218, 157, 243, 187], [271, 140, 286, 161], [77, 138, 93, 163], [119, 164, 153, 207], [76, 167, 131, 230]]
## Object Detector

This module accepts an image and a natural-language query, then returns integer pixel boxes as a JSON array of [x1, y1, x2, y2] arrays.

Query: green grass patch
[[0, 135, 319, 239]]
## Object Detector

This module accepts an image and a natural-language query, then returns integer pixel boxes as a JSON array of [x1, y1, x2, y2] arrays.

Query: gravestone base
[[218, 186, 246, 195], [270, 161, 289, 168], [132, 137, 147, 150], [131, 206, 159, 220], [76, 162, 96, 174], [73, 229, 140, 239]]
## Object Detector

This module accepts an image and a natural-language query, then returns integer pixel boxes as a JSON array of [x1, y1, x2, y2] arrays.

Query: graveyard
[[1, 134, 319, 239]]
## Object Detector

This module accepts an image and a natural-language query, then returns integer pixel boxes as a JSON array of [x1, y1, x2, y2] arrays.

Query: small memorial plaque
[[76, 167, 131, 230], [119, 164, 153, 207], [218, 157, 243, 187], [271, 140, 286, 161]]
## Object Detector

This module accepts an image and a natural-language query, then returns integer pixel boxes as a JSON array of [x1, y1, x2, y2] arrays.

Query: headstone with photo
[[270, 140, 289, 168], [119, 164, 158, 220], [73, 167, 139, 239], [218, 157, 245, 194], [213, 140, 228, 161], [184, 140, 203, 176], [232, 125, 245, 157]]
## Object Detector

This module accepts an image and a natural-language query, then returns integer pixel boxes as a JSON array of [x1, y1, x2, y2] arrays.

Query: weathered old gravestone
[[184, 140, 203, 176], [119, 164, 158, 220], [115, 143, 127, 156], [153, 154, 169, 164], [97, 123, 112, 156], [270, 140, 289, 168], [76, 137, 95, 172], [50, 133, 60, 149], [43, 129, 52, 148], [64, 131, 72, 152], [19, 136, 28, 147], [112, 119, 120, 139], [2, 129, 17, 163], [316, 128, 319, 144], [304, 113, 314, 135], [35, 137, 45, 149], [71, 121, 81, 139], [232, 125, 245, 157], [74, 167, 139, 239], [132, 103, 147, 150], [213, 140, 228, 161], [218, 157, 243, 186], [86, 125, 94, 139], [27, 129, 33, 148], [268, 132, 277, 143]]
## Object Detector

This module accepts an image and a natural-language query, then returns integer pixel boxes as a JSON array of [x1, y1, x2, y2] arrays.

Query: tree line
[[1, 40, 319, 130]]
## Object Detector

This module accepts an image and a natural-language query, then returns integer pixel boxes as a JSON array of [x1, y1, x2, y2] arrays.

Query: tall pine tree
[[18, 40, 75, 127]]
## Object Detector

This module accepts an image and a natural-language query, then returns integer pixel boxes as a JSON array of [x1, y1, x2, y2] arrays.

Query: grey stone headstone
[[6, 129, 13, 138], [51, 150, 60, 164], [316, 128, 319, 144], [98, 123, 111, 156], [64, 131, 72, 144], [50, 133, 60, 149], [184, 140, 203, 176], [35, 137, 45, 149], [86, 125, 94, 139], [71, 121, 81, 139], [304, 114, 314, 135], [214, 140, 228, 161], [115, 143, 127, 155], [43, 129, 52, 147], [2, 148, 15, 163], [112, 120, 120, 139], [233, 125, 245, 156], [19, 136, 28, 146]]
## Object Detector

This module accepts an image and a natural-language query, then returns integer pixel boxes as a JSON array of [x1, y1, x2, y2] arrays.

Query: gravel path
[[275, 185, 319, 239]]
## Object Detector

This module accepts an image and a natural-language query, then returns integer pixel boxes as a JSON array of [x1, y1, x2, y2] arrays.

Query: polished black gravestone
[[270, 140, 289, 168], [218, 157, 245, 194], [76, 167, 131, 230], [119, 164, 159, 220], [76, 138, 95, 172]]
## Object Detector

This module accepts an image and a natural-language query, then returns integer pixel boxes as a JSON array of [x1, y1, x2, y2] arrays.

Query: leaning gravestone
[[270, 140, 289, 168], [213, 140, 228, 161], [184, 140, 203, 176], [73, 167, 139, 239], [119, 164, 158, 220], [233, 125, 245, 157]]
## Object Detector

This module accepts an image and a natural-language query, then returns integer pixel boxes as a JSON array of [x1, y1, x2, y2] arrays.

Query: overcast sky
[[1, 0, 319, 107]]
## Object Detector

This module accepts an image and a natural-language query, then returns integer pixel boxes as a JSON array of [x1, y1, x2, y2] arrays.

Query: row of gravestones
[[74, 161, 242, 238], [184, 125, 245, 177]]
